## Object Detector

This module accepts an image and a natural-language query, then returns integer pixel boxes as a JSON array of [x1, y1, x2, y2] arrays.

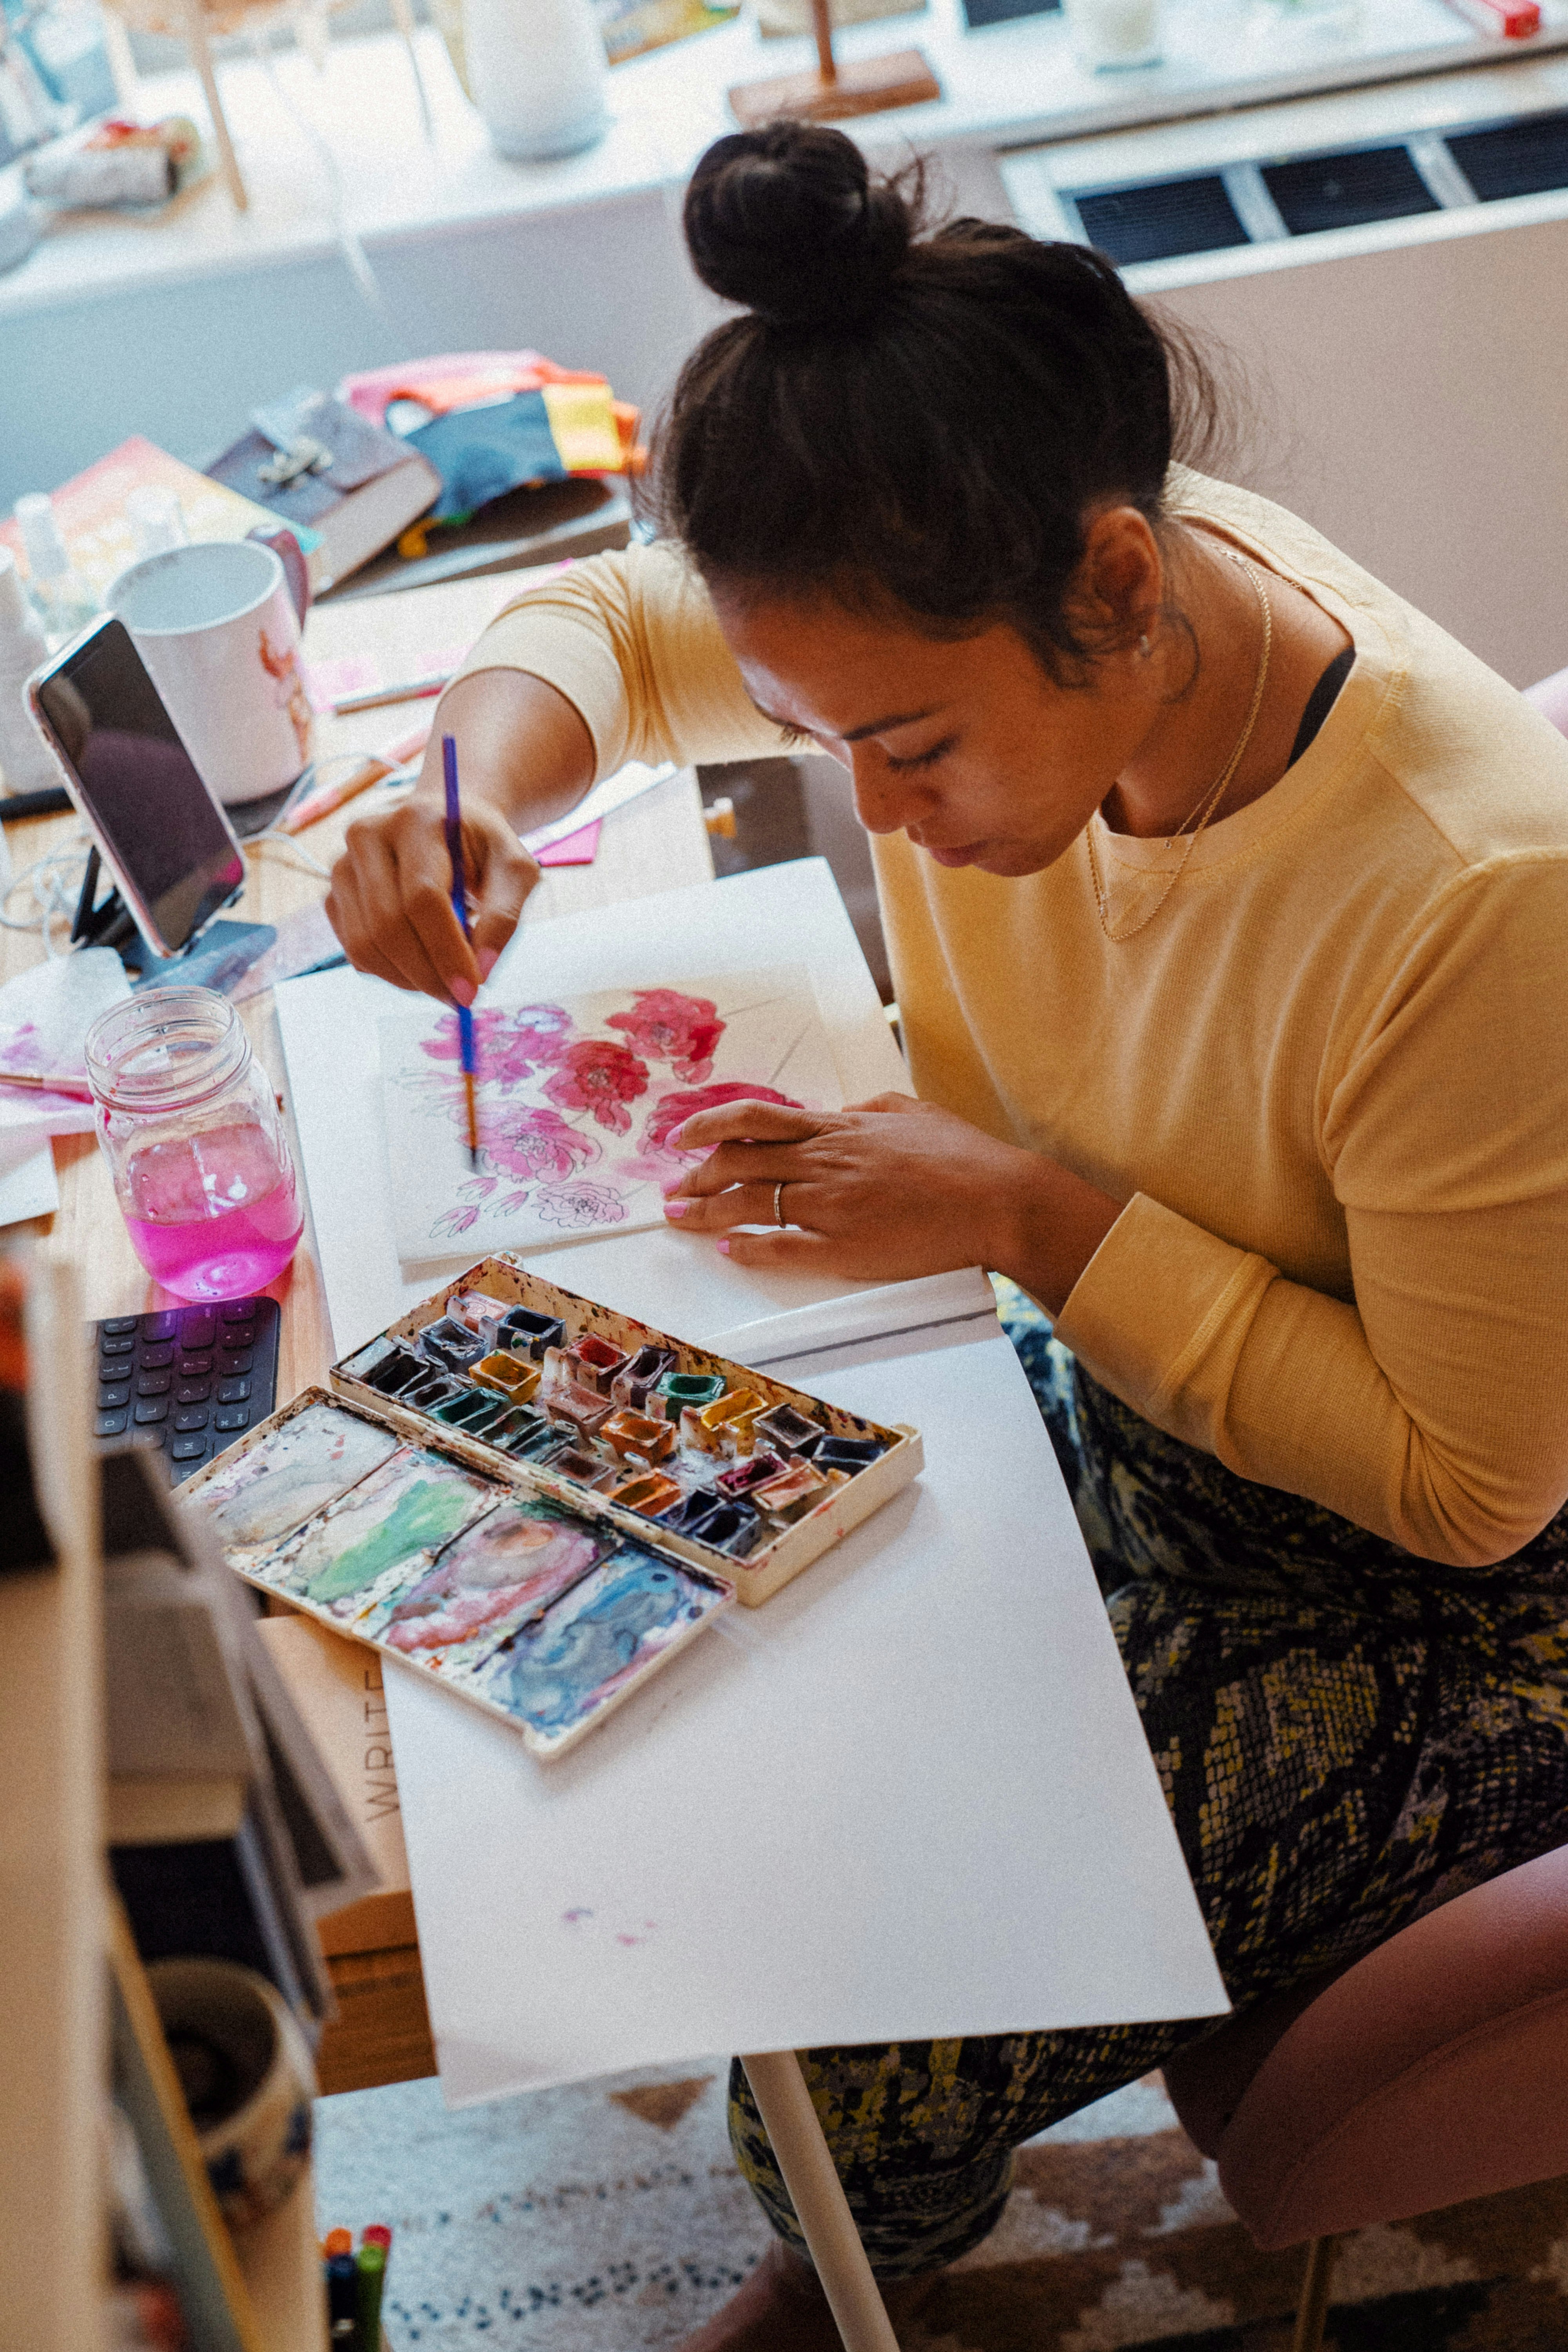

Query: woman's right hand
[[323, 669, 598, 1003], [324, 789, 539, 1004]]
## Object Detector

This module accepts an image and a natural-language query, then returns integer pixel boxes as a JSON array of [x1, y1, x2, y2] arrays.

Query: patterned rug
[[313, 2065, 1568, 2349]]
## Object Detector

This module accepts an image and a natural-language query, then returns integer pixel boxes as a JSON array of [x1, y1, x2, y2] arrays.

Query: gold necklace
[[1087, 555, 1272, 945]]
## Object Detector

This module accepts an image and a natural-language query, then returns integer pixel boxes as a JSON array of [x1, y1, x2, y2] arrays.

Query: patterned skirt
[[727, 1281, 1568, 2278]]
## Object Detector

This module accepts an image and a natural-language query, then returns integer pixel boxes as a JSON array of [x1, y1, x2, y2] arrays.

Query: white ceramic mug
[[110, 538, 313, 807], [1063, 0, 1161, 68]]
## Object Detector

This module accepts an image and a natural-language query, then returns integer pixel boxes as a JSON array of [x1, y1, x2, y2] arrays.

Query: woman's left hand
[[661, 1092, 1123, 1306]]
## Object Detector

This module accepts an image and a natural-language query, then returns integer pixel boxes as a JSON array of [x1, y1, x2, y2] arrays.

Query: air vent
[[1071, 175, 1250, 266], [1261, 145, 1440, 235], [1447, 109, 1568, 201]]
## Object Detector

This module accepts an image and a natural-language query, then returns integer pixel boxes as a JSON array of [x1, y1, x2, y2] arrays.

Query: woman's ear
[[1069, 506, 1163, 654]]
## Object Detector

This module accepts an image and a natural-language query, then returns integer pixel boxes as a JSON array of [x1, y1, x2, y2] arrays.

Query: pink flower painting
[[607, 988, 725, 1084], [540, 1039, 650, 1135], [421, 1004, 575, 1086], [534, 1180, 630, 1229], [643, 1082, 802, 1160], [379, 966, 840, 1262], [481, 1105, 597, 1187]]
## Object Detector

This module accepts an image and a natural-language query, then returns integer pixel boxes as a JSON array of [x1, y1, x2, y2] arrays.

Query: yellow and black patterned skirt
[[728, 1281, 1568, 2278]]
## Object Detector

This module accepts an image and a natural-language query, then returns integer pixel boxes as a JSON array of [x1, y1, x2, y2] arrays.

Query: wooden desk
[[1, 568, 714, 2096]]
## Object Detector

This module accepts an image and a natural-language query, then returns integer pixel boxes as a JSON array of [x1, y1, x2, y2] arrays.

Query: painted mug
[[147, 1957, 317, 2230], [110, 535, 313, 806]]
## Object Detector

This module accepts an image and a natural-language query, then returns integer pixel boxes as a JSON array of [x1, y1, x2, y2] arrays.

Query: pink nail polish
[[476, 948, 498, 982], [716, 1239, 731, 1256], [663, 1200, 689, 1219], [450, 977, 476, 1009]]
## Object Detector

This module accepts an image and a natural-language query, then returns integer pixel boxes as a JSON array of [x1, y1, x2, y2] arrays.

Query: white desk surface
[[4, 0, 1564, 322], [389, 1318, 1228, 2103]]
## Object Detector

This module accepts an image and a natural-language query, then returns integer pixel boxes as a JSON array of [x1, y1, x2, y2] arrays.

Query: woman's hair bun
[[683, 122, 912, 330]]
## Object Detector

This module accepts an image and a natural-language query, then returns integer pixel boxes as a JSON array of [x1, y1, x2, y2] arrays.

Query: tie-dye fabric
[[727, 1280, 1568, 2278]]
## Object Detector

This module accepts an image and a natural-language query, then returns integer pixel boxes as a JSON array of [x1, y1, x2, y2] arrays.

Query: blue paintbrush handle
[[442, 732, 471, 943]]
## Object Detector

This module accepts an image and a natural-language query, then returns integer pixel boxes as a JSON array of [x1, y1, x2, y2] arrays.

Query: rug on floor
[[313, 2065, 1568, 2350]]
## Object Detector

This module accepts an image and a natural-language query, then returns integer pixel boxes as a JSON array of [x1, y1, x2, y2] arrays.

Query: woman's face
[[708, 524, 1165, 880]]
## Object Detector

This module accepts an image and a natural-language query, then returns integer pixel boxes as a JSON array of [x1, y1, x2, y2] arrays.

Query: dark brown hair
[[643, 121, 1226, 676]]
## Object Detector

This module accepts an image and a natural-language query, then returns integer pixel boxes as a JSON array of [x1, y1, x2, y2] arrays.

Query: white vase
[[464, 0, 609, 161]]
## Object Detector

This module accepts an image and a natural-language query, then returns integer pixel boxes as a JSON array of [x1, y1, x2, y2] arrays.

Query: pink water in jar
[[86, 985, 304, 1303]]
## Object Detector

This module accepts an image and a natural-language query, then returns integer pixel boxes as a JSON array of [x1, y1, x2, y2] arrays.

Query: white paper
[[277, 860, 914, 1360], [0, 947, 130, 1155], [377, 965, 844, 1268], [0, 1143, 58, 1226], [386, 1329, 1228, 2104]]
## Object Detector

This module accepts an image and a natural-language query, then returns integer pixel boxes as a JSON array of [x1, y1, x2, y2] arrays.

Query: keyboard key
[[174, 1407, 209, 1433], [101, 1334, 135, 1357], [102, 1317, 139, 1335], [179, 1312, 217, 1349], [170, 1435, 209, 1462], [140, 1342, 175, 1369], [144, 1312, 178, 1341], [98, 1384, 131, 1411], [217, 1378, 251, 1404], [136, 1372, 172, 1397], [218, 1348, 254, 1374], [96, 1410, 129, 1437], [221, 1299, 260, 1322], [177, 1379, 212, 1404], [212, 1406, 250, 1433], [178, 1354, 213, 1376], [133, 1399, 169, 1425]]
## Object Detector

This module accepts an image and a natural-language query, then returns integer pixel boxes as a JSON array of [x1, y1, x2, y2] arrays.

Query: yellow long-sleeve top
[[451, 472, 1568, 1569]]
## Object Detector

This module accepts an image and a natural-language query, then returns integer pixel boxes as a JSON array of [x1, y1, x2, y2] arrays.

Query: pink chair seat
[[1163, 1844, 1568, 2250], [1525, 664, 1568, 737]]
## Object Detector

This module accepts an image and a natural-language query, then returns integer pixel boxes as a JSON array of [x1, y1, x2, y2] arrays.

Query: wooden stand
[[728, 0, 938, 126], [740, 2052, 898, 2352]]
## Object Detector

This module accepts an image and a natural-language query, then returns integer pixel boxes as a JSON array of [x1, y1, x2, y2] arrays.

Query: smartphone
[[27, 614, 246, 961]]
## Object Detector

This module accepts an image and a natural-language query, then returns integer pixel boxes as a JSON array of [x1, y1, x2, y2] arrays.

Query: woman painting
[[324, 122, 1568, 2347]]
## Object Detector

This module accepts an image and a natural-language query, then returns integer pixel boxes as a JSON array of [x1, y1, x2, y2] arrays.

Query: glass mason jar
[[84, 986, 304, 1303]]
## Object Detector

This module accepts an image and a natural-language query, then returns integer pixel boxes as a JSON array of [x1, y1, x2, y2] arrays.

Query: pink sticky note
[[535, 821, 601, 868]]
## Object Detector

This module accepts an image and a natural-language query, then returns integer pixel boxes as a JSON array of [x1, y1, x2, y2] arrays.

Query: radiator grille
[[1261, 145, 1441, 235], [1447, 109, 1568, 202], [1071, 174, 1250, 265]]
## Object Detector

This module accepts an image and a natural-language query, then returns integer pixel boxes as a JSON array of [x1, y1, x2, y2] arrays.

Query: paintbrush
[[0, 1065, 94, 1100], [441, 731, 481, 1171]]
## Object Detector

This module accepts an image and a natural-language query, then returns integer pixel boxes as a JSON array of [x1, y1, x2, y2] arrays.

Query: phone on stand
[[27, 614, 246, 962]]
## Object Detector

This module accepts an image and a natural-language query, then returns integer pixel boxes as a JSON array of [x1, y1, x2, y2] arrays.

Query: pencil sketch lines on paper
[[377, 969, 844, 1264]]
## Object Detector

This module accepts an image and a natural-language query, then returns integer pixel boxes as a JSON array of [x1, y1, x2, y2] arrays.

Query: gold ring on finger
[[773, 1180, 788, 1229]]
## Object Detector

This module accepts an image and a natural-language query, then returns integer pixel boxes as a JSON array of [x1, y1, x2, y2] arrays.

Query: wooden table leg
[[740, 2051, 898, 2352]]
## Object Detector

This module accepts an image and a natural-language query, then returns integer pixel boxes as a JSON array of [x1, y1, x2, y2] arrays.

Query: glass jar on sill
[[85, 986, 304, 1303]]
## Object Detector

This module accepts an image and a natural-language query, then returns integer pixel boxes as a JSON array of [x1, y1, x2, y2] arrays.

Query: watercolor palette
[[329, 1255, 922, 1606], [184, 1261, 920, 1757], [185, 1389, 733, 1759]]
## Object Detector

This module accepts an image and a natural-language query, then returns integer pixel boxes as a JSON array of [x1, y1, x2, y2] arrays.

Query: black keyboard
[[91, 1297, 280, 1484]]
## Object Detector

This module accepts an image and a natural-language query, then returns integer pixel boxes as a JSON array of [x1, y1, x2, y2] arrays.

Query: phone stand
[[70, 847, 141, 960]]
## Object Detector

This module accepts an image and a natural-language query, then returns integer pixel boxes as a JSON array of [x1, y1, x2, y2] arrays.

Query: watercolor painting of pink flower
[[643, 1082, 802, 1159], [480, 1106, 598, 1186], [421, 1003, 575, 1087], [533, 1180, 629, 1229], [540, 1038, 650, 1134], [607, 989, 725, 1084]]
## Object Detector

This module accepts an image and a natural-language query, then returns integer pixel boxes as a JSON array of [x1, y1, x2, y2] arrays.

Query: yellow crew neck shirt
[[449, 471, 1568, 1569]]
